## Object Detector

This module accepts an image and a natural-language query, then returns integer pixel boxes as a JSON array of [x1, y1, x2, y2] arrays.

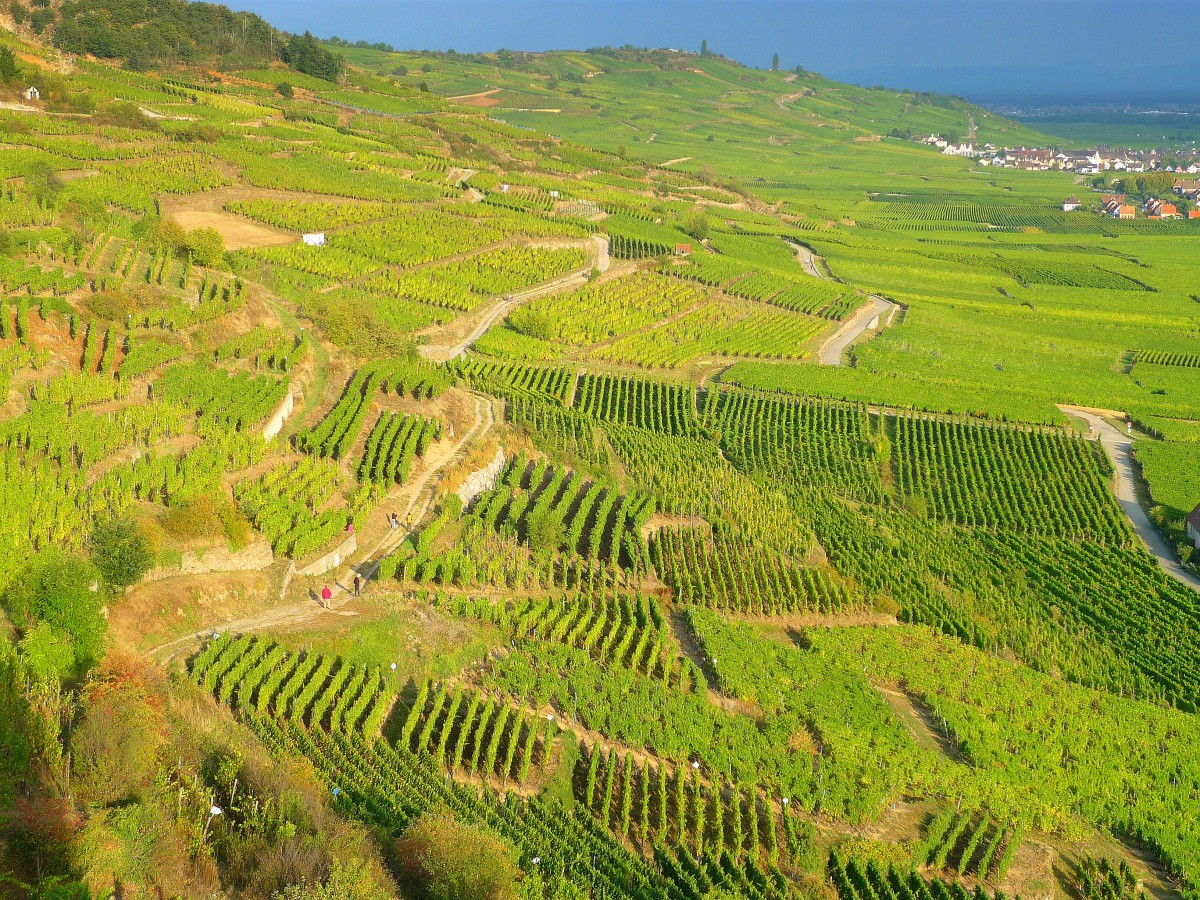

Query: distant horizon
[[225, 0, 1200, 106]]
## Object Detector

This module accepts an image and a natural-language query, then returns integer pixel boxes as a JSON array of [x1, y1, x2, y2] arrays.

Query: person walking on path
[[353, 573, 362, 597], [320, 585, 333, 607]]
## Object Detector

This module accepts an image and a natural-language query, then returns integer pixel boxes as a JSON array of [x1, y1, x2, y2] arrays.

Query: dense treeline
[[49, 0, 275, 67], [280, 31, 345, 82], [21, 0, 345, 79]]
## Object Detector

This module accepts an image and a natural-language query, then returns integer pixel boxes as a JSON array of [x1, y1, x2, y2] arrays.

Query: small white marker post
[[202, 805, 222, 842]]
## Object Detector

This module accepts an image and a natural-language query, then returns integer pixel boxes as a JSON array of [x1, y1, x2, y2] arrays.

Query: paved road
[[788, 241, 897, 365], [790, 242, 826, 279], [1061, 405, 1200, 594], [819, 295, 896, 366]]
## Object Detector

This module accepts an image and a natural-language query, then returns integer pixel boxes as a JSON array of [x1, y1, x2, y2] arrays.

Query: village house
[[942, 142, 975, 158], [1062, 195, 1082, 212], [1187, 503, 1200, 550], [1175, 179, 1200, 200], [1117, 204, 1136, 219], [1142, 199, 1180, 218], [1101, 194, 1125, 216]]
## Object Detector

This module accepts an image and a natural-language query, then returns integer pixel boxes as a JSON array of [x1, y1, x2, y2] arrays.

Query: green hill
[[0, 11, 1198, 900]]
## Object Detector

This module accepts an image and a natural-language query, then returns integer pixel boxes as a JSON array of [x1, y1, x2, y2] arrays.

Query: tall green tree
[[0, 46, 20, 84], [89, 517, 154, 589], [2, 550, 106, 673]]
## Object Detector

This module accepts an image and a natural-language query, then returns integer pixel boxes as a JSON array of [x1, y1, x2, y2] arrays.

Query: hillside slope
[[0, 15, 1198, 900]]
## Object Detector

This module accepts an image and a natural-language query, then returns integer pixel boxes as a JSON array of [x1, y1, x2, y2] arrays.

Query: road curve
[[425, 235, 609, 362], [819, 295, 896, 366], [1060, 405, 1200, 594], [788, 240, 897, 366]]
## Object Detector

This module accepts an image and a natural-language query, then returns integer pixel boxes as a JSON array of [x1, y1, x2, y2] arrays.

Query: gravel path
[[1060, 405, 1200, 594]]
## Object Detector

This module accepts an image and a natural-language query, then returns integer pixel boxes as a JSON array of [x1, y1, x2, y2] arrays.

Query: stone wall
[[456, 446, 506, 507], [300, 532, 357, 577], [146, 539, 274, 581], [263, 389, 295, 441]]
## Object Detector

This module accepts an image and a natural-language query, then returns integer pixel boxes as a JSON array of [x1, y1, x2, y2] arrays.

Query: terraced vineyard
[[2, 16, 1199, 900]]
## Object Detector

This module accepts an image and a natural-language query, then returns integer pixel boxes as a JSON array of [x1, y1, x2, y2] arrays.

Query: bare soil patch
[[111, 567, 283, 653], [161, 203, 295, 250], [451, 89, 502, 108], [640, 513, 709, 542]]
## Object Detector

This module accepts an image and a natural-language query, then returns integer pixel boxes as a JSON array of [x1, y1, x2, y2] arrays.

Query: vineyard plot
[[891, 414, 1129, 542], [468, 457, 656, 569]]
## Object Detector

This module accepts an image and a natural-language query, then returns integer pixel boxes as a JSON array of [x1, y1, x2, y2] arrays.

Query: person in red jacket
[[320, 585, 333, 607]]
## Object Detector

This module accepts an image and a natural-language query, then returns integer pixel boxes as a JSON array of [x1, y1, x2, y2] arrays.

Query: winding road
[[421, 234, 609, 362], [818, 295, 896, 366], [1060, 406, 1200, 594], [789, 241, 898, 366]]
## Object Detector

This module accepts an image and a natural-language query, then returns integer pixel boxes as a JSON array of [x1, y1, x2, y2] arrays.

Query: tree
[[276, 81, 294, 98], [395, 809, 517, 900], [682, 210, 710, 240], [526, 508, 565, 555], [0, 46, 20, 84], [18, 624, 75, 683], [25, 162, 63, 208], [89, 517, 154, 588], [700, 39, 709, 57], [184, 227, 225, 267], [1, 550, 105, 673], [141, 217, 186, 255], [280, 32, 345, 83], [772, 53, 780, 71]]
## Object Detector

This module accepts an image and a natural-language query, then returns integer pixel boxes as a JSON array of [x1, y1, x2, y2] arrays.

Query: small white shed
[[23, 86, 40, 102], [302, 233, 326, 247]]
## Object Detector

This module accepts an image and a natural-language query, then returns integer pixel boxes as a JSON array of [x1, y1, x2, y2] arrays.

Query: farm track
[[146, 393, 498, 663], [420, 234, 611, 362], [1060, 406, 1200, 595], [819, 295, 896, 366], [789, 240, 897, 366]]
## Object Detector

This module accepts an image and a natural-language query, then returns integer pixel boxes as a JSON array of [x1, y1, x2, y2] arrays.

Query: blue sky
[[230, 0, 1200, 103]]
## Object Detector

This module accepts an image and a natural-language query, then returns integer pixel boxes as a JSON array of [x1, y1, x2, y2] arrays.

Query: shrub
[[395, 809, 517, 900], [185, 227, 225, 267], [70, 661, 165, 804], [89, 517, 154, 588], [2, 549, 105, 672]]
